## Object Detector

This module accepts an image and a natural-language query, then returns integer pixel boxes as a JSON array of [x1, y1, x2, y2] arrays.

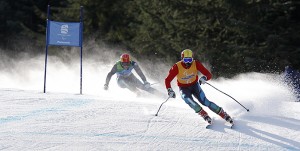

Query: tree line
[[1, 0, 299, 77]]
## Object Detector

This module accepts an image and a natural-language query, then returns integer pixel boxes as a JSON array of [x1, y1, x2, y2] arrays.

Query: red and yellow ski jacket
[[165, 60, 212, 89]]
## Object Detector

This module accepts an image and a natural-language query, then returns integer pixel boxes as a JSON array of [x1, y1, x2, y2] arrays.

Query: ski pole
[[206, 82, 250, 112], [155, 96, 170, 116], [150, 82, 159, 86]]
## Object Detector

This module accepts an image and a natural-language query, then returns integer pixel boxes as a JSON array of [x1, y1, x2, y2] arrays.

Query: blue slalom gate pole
[[43, 5, 84, 94], [80, 6, 83, 95], [43, 5, 51, 93]]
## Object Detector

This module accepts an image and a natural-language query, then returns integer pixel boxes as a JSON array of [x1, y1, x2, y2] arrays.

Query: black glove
[[167, 88, 176, 98], [104, 84, 109, 90], [199, 76, 207, 85]]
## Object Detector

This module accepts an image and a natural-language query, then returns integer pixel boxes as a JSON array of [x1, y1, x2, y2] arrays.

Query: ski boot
[[199, 109, 212, 124], [218, 108, 233, 124]]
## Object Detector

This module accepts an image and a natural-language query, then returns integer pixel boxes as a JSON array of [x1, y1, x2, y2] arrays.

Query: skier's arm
[[195, 61, 212, 80], [165, 64, 178, 89], [105, 64, 117, 85], [133, 62, 147, 82]]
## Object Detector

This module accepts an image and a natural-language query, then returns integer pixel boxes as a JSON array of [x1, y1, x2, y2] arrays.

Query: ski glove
[[167, 88, 176, 98], [104, 84, 109, 90], [199, 76, 207, 85], [143, 81, 151, 89]]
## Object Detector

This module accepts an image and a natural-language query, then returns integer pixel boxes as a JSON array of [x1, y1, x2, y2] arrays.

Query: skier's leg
[[117, 78, 127, 88], [141, 87, 164, 97], [192, 83, 221, 113], [128, 74, 144, 89], [124, 75, 144, 96], [217, 108, 234, 124], [198, 108, 212, 124], [193, 83, 232, 123], [117, 77, 139, 93], [180, 87, 201, 112], [129, 75, 164, 97], [180, 87, 211, 122]]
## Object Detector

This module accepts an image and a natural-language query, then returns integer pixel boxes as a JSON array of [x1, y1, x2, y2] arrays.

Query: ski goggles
[[183, 57, 193, 63]]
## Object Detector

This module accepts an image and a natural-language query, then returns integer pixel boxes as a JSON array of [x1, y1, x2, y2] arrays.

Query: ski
[[205, 118, 235, 129], [206, 123, 212, 129], [230, 120, 236, 129], [229, 117, 235, 129], [206, 123, 234, 129], [229, 123, 234, 129]]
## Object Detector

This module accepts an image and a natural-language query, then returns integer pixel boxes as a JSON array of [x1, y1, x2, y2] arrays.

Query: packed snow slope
[[0, 50, 300, 150]]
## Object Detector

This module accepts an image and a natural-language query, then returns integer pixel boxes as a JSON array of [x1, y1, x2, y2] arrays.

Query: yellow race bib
[[176, 61, 197, 84]]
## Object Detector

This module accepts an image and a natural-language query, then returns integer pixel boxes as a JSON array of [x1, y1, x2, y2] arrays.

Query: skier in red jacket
[[165, 49, 233, 125]]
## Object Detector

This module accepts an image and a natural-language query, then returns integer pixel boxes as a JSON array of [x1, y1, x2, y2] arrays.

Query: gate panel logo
[[61, 25, 68, 34]]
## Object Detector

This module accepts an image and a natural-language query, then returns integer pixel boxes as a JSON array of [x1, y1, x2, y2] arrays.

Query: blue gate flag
[[44, 5, 84, 94], [48, 21, 82, 47]]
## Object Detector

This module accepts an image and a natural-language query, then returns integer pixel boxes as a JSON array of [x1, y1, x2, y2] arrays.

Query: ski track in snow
[[0, 54, 300, 150]]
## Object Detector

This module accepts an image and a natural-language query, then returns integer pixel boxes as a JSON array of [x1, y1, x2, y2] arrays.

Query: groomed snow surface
[[0, 53, 300, 150]]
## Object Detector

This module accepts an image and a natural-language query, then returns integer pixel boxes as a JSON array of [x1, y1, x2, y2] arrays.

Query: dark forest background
[[1, 0, 299, 77]]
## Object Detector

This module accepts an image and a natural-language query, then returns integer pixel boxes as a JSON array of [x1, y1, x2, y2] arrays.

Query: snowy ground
[[1, 52, 300, 150]]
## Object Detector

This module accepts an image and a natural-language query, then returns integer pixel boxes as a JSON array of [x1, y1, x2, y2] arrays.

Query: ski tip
[[206, 122, 213, 129], [206, 125, 212, 129]]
